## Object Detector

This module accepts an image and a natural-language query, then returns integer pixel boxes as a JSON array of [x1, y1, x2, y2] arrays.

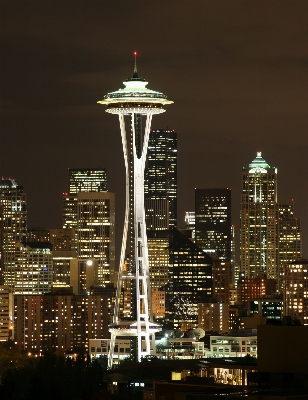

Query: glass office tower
[[240, 152, 278, 279]]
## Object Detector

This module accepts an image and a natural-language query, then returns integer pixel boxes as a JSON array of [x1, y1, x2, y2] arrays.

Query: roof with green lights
[[249, 152, 270, 169]]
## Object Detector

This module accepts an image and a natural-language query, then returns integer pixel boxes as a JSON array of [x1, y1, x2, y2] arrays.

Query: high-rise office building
[[0, 286, 12, 341], [77, 192, 115, 284], [195, 188, 231, 262], [240, 152, 278, 280], [14, 242, 53, 295], [147, 232, 170, 289], [52, 251, 76, 289], [69, 168, 108, 193], [211, 257, 231, 303], [62, 169, 115, 285], [162, 229, 212, 331], [27, 227, 50, 242], [49, 228, 76, 251], [145, 199, 169, 230], [278, 200, 302, 293], [70, 258, 98, 295], [284, 259, 308, 325], [185, 211, 195, 240], [63, 168, 108, 230], [0, 179, 27, 288], [145, 128, 177, 228], [50, 228, 77, 289]]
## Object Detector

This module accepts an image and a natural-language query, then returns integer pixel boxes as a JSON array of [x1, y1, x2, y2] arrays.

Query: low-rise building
[[204, 332, 257, 358]]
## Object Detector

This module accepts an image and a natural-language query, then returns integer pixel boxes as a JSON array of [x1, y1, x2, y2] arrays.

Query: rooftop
[[248, 152, 270, 169], [98, 53, 173, 108]]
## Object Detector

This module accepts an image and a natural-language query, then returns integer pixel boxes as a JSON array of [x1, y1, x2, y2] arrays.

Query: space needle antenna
[[133, 51, 138, 77]]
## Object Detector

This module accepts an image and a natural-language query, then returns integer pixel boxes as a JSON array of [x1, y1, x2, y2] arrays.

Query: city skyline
[[1, 1, 307, 258]]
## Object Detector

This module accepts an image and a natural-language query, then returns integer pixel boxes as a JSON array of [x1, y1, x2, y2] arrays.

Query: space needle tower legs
[[98, 53, 173, 368]]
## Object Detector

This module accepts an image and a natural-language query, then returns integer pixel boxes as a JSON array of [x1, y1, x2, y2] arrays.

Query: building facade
[[195, 188, 231, 262], [145, 128, 177, 228], [211, 257, 231, 303], [52, 250, 76, 288], [240, 152, 278, 279], [62, 168, 108, 231], [70, 258, 98, 295], [62, 169, 115, 285], [278, 200, 302, 293], [14, 242, 53, 295], [13, 293, 111, 352], [77, 192, 115, 284], [165, 229, 212, 331], [147, 230, 170, 289], [198, 302, 229, 333], [237, 272, 276, 306], [69, 168, 108, 194], [0, 286, 12, 341], [185, 211, 195, 240], [50, 228, 77, 251], [0, 179, 27, 288], [284, 259, 308, 325], [205, 334, 257, 358]]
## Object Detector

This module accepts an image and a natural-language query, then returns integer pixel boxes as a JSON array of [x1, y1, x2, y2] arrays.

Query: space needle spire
[[98, 53, 173, 368], [133, 51, 138, 77]]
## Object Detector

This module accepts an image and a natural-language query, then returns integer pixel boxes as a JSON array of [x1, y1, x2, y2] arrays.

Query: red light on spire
[[134, 51, 137, 56]]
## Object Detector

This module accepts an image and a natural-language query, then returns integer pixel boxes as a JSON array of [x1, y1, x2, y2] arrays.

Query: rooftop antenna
[[133, 51, 138, 77]]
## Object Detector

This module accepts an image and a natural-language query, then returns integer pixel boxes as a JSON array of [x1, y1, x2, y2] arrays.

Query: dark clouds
[[1, 0, 308, 259]]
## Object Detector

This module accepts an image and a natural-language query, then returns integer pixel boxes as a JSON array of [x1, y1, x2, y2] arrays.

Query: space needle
[[98, 53, 173, 368]]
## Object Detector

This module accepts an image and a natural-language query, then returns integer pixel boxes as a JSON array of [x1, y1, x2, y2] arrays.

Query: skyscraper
[[185, 211, 195, 240], [63, 168, 108, 230], [240, 152, 278, 280], [0, 179, 27, 288], [145, 128, 177, 228], [147, 232, 169, 289], [164, 229, 212, 331], [195, 188, 231, 262], [284, 259, 308, 325], [278, 200, 302, 292], [77, 192, 115, 284], [69, 168, 108, 193], [14, 242, 53, 294], [62, 169, 115, 285]]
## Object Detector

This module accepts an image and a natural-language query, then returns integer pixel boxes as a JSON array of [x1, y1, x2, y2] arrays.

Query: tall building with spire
[[98, 53, 172, 366], [0, 179, 27, 288], [145, 129, 177, 229], [240, 152, 278, 280]]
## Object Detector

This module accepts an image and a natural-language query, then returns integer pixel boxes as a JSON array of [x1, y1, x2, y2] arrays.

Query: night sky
[[1, 1, 308, 262]]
